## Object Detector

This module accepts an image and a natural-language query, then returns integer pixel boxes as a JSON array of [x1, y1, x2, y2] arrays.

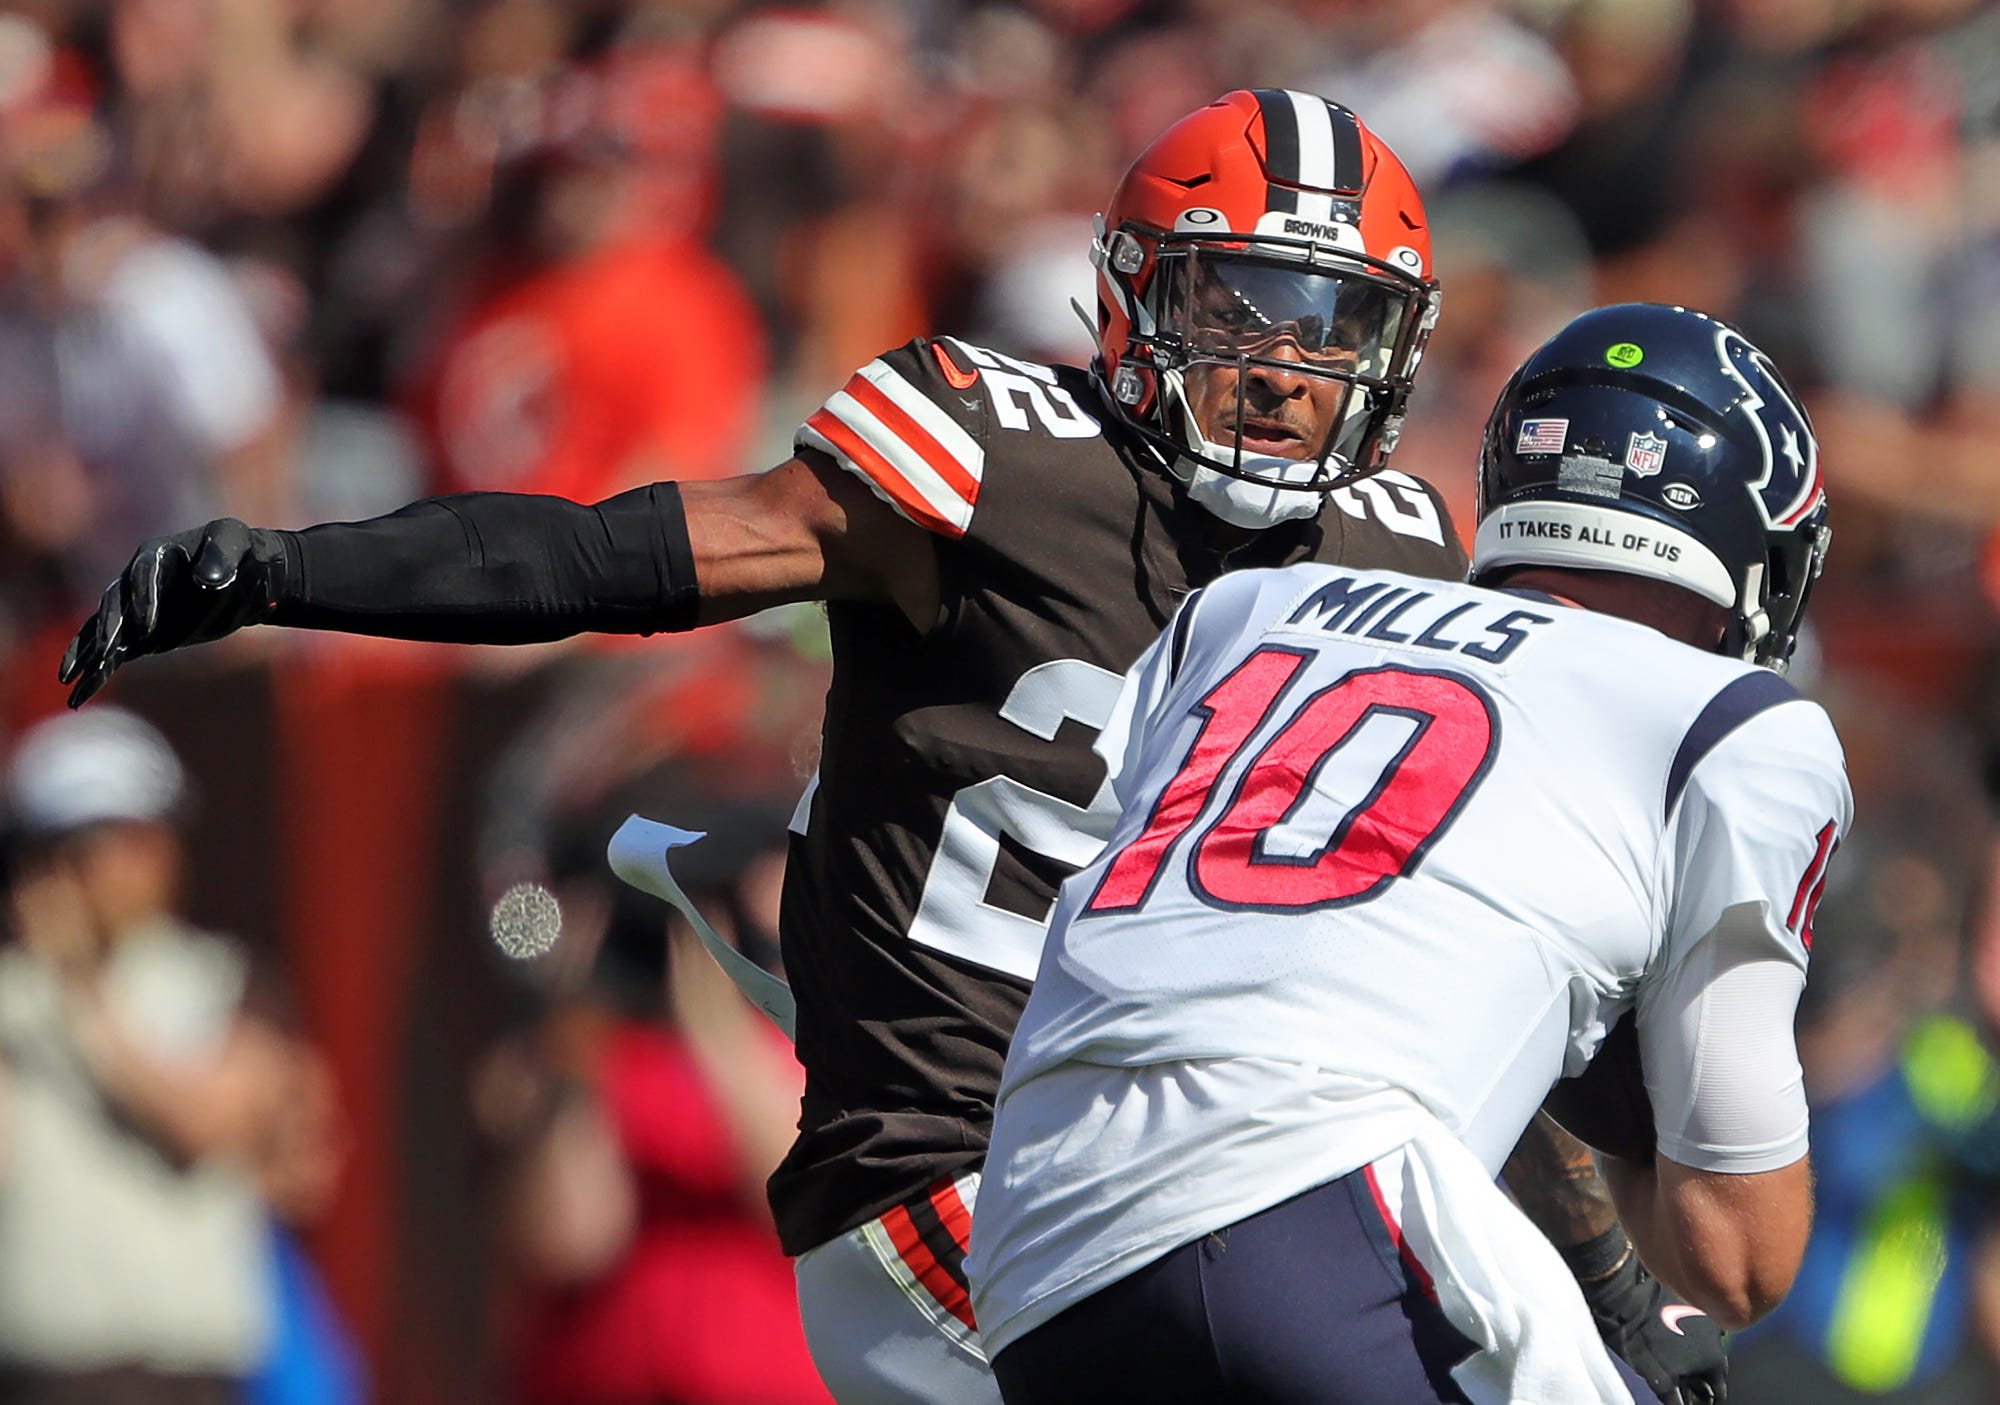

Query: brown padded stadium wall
[[275, 641, 456, 1403]]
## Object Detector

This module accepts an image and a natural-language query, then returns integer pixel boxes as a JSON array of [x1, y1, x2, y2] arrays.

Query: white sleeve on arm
[[1641, 696, 1852, 1174]]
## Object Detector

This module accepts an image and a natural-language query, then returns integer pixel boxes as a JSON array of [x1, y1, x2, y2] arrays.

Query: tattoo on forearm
[[1503, 1112, 1620, 1246]]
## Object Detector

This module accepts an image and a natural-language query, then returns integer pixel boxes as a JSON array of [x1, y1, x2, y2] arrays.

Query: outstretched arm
[[683, 453, 939, 628], [61, 452, 936, 706]]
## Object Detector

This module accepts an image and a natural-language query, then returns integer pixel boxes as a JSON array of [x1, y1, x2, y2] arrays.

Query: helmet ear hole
[[1767, 542, 1801, 600]]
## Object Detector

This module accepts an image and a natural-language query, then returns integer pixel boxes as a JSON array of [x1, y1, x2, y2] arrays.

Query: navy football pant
[[990, 1168, 1656, 1404]]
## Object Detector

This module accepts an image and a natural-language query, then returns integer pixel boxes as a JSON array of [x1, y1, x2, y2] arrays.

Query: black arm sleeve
[[269, 483, 700, 643]]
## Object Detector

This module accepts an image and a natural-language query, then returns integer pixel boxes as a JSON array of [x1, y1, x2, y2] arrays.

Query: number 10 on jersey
[[1087, 648, 1501, 915]]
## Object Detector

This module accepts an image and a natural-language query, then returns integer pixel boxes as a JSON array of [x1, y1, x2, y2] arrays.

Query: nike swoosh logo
[[933, 342, 980, 390], [1660, 1304, 1709, 1336]]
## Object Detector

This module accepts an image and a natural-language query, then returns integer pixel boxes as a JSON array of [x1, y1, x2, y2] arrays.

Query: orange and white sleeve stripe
[[798, 357, 985, 538]]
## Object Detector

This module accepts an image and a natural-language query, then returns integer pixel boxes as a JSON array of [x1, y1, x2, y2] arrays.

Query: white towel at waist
[[1371, 1120, 1637, 1404]]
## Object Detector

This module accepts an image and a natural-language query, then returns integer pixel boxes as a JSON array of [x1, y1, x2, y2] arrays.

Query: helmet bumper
[[1473, 500, 1737, 607]]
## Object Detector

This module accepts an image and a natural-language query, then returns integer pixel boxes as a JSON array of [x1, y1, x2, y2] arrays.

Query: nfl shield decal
[[1624, 431, 1667, 476]]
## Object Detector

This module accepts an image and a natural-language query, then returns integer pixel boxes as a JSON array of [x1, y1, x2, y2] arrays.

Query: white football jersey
[[968, 564, 1851, 1356]]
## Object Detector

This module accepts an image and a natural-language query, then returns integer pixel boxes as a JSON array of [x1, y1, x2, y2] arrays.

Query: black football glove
[[59, 518, 289, 708], [1581, 1247, 1727, 1404]]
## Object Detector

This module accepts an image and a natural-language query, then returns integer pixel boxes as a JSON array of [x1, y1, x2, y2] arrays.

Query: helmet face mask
[[1471, 304, 1829, 672], [1157, 242, 1424, 475], [1092, 90, 1438, 529]]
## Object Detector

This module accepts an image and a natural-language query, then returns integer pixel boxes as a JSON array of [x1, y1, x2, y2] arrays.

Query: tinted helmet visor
[[1170, 248, 1405, 377]]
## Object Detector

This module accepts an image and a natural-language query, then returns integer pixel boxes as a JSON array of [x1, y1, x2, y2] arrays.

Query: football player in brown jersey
[[63, 91, 1719, 1404]]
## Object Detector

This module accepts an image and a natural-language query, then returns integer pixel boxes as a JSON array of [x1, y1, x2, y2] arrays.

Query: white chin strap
[[1163, 371, 1349, 530], [1173, 450, 1328, 529]]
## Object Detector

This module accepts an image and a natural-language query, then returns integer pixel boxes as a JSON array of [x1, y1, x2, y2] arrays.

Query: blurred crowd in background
[[0, 0, 1998, 1401]]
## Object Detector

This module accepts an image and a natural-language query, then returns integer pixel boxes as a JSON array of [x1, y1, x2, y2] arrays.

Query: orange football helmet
[[1093, 90, 1439, 526]]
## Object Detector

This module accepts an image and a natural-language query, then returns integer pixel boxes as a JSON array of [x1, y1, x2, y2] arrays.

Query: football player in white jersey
[[967, 302, 1844, 1405]]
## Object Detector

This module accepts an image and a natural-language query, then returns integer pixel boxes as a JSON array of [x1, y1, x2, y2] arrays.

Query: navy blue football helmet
[[1473, 303, 1829, 671]]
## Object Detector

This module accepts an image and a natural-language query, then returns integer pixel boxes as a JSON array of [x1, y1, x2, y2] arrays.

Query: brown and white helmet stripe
[[1251, 88, 1366, 219]]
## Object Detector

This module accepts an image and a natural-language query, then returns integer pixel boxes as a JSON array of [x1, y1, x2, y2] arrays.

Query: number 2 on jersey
[[903, 658, 1126, 979], [1088, 648, 1500, 914]]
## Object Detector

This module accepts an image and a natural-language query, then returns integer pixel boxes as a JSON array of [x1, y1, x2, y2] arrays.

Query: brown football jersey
[[771, 337, 1466, 1252]]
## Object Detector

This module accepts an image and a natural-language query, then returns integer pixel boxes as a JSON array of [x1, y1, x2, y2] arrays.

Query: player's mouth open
[[1233, 421, 1307, 456]]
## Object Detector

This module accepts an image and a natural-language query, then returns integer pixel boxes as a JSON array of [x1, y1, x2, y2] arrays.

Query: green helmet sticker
[[1606, 342, 1644, 369]]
